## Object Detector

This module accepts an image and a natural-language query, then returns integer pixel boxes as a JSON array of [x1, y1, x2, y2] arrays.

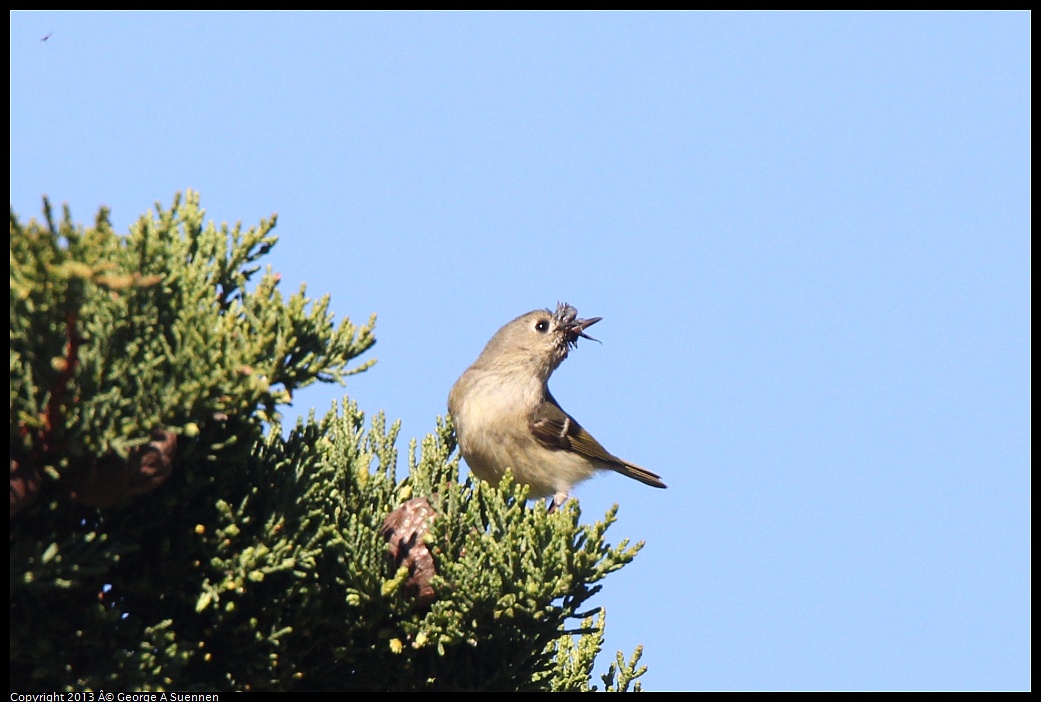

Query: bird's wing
[[530, 398, 616, 461], [530, 397, 667, 489]]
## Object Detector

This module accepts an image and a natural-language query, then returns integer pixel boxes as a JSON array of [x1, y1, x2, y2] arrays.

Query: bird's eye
[[535, 320, 549, 333]]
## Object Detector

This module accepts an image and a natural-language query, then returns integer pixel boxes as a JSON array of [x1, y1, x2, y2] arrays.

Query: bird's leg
[[548, 490, 569, 513]]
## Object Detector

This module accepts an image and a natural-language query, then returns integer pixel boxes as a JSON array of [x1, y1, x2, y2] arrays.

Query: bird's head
[[475, 302, 601, 380]]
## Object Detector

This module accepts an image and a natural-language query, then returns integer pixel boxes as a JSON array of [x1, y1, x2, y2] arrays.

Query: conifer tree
[[10, 193, 651, 691]]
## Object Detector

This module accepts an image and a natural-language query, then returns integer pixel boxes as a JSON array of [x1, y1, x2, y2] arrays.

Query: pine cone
[[10, 457, 43, 517], [380, 497, 438, 607], [69, 429, 178, 507]]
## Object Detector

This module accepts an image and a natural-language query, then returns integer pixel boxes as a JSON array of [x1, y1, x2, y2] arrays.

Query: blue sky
[[10, 11, 1029, 691]]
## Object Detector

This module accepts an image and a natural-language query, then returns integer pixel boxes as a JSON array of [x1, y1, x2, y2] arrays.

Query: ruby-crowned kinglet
[[448, 302, 666, 507]]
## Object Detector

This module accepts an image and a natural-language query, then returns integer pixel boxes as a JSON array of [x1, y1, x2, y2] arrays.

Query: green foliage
[[548, 611, 648, 692], [10, 194, 652, 691], [10, 190, 375, 490]]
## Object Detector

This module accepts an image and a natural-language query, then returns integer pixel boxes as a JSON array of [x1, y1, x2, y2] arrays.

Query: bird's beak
[[565, 316, 602, 344]]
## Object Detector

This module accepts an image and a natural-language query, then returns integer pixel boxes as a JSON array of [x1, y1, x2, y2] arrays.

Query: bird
[[448, 302, 666, 508]]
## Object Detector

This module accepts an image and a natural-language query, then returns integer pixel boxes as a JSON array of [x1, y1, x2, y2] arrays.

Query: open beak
[[564, 315, 602, 346]]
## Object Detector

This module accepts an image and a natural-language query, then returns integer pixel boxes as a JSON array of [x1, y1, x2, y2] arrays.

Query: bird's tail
[[613, 460, 667, 489]]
